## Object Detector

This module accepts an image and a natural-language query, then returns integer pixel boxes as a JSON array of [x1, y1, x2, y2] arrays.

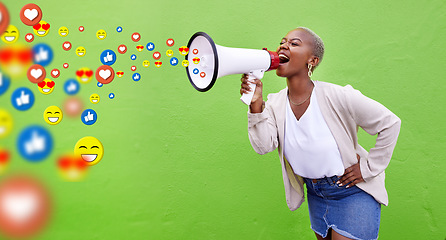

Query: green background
[[1, 0, 445, 239]]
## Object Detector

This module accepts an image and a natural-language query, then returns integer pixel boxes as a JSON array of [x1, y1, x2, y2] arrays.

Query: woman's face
[[276, 29, 315, 78]]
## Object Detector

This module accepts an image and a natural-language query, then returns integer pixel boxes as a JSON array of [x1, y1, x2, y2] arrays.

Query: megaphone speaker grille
[[186, 32, 219, 92]]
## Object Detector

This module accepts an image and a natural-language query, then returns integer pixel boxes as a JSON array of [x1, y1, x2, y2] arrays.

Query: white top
[[284, 85, 344, 179]]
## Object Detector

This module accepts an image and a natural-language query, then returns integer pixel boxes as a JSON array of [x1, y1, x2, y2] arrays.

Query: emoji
[[74, 136, 104, 166], [142, 60, 150, 68], [0, 147, 10, 174], [90, 94, 100, 104], [0, 72, 10, 96], [27, 64, 46, 83], [109, 93, 115, 99], [166, 38, 175, 47], [200, 72, 206, 78], [50, 69, 60, 78], [0, 175, 51, 239], [132, 73, 140, 81], [192, 49, 199, 55], [58, 26, 69, 37], [153, 52, 161, 60], [131, 66, 136, 71], [131, 32, 141, 42], [0, 3, 10, 34], [75, 47, 86, 57], [117, 44, 127, 54], [62, 41, 71, 51], [95, 65, 115, 84], [155, 61, 162, 68], [116, 26, 122, 32], [166, 49, 174, 57], [116, 71, 124, 77], [136, 45, 144, 52], [33, 20, 50, 37], [25, 33, 34, 43], [182, 60, 189, 67], [193, 57, 200, 64], [100, 50, 116, 65], [130, 54, 137, 60], [63, 63, 69, 69], [32, 43, 53, 67], [64, 79, 80, 95], [97, 82, 103, 87], [193, 68, 199, 75], [146, 42, 155, 51], [76, 67, 93, 84], [179, 46, 189, 56], [57, 154, 88, 181], [20, 3, 42, 26], [170, 57, 178, 66], [96, 29, 106, 40], [17, 125, 53, 162], [0, 109, 13, 139], [0, 44, 33, 78], [63, 96, 83, 118], [81, 109, 97, 126], [37, 78, 55, 95], [43, 106, 63, 125], [79, 26, 84, 32], [1, 25, 19, 44]]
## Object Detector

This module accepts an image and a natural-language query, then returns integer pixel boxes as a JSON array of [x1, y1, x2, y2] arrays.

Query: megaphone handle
[[240, 75, 258, 105]]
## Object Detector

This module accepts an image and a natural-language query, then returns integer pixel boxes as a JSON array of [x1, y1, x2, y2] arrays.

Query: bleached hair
[[297, 27, 325, 68]]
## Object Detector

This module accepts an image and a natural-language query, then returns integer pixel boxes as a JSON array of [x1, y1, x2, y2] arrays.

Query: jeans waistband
[[304, 175, 340, 186]]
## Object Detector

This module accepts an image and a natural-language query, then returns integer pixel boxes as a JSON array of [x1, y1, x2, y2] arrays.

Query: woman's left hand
[[337, 154, 364, 188]]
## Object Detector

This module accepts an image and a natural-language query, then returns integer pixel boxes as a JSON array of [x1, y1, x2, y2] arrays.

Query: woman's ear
[[308, 56, 320, 67]]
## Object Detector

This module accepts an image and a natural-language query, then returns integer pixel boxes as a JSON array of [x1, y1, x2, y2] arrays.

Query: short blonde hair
[[297, 27, 325, 68]]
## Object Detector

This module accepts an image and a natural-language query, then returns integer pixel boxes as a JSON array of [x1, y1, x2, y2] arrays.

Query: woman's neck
[[286, 74, 314, 97]]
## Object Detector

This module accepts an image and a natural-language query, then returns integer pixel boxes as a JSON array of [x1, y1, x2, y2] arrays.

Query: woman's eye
[[280, 42, 285, 45], [291, 42, 299, 46]]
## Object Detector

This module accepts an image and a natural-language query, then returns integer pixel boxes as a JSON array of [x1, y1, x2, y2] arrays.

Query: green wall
[[0, 0, 445, 239]]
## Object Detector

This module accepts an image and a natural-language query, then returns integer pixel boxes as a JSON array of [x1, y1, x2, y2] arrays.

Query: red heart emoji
[[18, 50, 33, 63], [37, 81, 46, 88], [47, 81, 55, 88], [184, 48, 189, 52], [0, 151, 9, 163], [33, 23, 41, 30], [76, 70, 84, 77], [85, 70, 93, 77], [42, 23, 50, 30], [179, 47, 183, 52], [58, 158, 70, 169]]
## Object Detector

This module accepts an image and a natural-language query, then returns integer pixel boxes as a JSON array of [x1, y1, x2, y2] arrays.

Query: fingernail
[[346, 185, 349, 188], [336, 181, 340, 185], [338, 183, 343, 187]]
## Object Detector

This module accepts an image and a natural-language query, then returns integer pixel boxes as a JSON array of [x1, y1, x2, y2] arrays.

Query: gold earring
[[308, 64, 313, 78]]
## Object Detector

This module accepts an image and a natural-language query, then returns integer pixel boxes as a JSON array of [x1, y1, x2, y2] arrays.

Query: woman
[[240, 27, 401, 240]]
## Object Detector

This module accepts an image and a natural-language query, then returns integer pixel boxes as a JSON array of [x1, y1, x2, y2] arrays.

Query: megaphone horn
[[185, 32, 280, 105]]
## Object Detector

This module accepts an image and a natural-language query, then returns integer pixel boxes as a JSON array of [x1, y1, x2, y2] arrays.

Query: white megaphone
[[185, 32, 280, 105]]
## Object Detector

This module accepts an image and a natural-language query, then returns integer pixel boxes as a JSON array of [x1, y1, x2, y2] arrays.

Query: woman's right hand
[[240, 74, 263, 112]]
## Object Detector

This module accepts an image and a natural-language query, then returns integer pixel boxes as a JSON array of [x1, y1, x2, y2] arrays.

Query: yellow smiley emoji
[[58, 26, 69, 37], [74, 136, 104, 166], [182, 60, 189, 67], [1, 25, 19, 44], [44, 106, 63, 125], [38, 78, 55, 95], [33, 20, 50, 37], [96, 29, 107, 40], [76, 67, 93, 83], [142, 60, 150, 68], [0, 109, 13, 139], [166, 49, 174, 57], [76, 47, 86, 57], [57, 153, 89, 182], [90, 94, 100, 104]]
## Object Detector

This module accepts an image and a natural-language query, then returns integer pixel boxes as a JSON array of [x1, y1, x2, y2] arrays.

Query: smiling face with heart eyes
[[74, 136, 104, 166], [37, 78, 55, 95], [33, 20, 50, 37]]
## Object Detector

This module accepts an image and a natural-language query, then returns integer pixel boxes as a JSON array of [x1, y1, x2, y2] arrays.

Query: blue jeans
[[303, 176, 381, 240]]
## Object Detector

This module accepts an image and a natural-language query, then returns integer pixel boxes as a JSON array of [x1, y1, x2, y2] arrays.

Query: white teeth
[[48, 118, 59, 123], [81, 154, 97, 162], [38, 31, 46, 35], [92, 100, 98, 103], [4, 36, 15, 42], [61, 32, 67, 36], [279, 54, 289, 59], [42, 89, 51, 93]]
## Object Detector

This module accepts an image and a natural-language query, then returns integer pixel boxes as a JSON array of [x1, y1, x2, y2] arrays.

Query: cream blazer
[[247, 81, 401, 211]]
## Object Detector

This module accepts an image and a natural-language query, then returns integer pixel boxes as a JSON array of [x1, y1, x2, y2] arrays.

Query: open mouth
[[81, 77, 89, 82], [48, 117, 59, 123], [61, 32, 67, 36], [279, 53, 290, 64], [4, 36, 15, 42], [78, 52, 84, 56], [99, 35, 105, 39], [38, 31, 46, 35], [0, 127, 5, 134], [42, 88, 51, 93], [81, 154, 97, 162], [92, 100, 98, 103]]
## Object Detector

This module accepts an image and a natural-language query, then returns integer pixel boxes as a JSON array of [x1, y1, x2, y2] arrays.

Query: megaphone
[[185, 32, 280, 105]]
